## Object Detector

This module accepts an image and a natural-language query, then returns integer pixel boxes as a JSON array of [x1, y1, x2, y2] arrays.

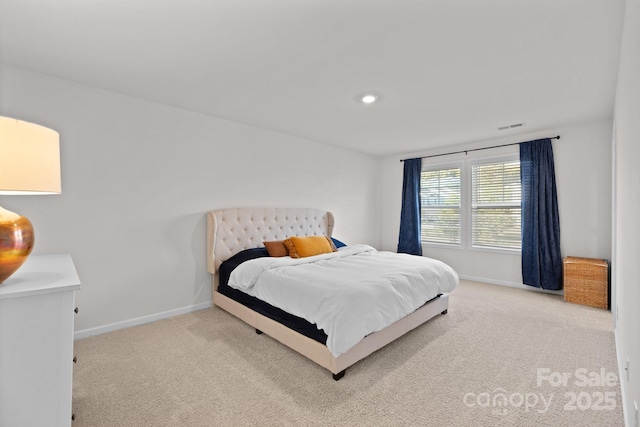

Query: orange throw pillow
[[264, 240, 289, 257], [283, 236, 335, 258]]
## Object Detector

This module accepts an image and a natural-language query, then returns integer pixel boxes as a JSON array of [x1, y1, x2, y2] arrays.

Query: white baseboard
[[614, 328, 631, 426], [458, 274, 564, 296], [73, 277, 560, 340], [74, 301, 212, 340]]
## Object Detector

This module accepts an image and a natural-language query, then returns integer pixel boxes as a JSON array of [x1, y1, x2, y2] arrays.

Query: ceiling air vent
[[498, 122, 525, 131]]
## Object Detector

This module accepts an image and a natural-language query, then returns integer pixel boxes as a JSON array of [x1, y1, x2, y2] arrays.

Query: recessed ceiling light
[[361, 94, 377, 104]]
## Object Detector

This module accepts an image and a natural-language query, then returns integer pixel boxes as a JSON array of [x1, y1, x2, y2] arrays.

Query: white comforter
[[228, 244, 458, 356]]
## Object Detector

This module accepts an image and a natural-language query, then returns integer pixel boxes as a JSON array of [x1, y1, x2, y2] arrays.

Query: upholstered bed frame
[[207, 207, 449, 380]]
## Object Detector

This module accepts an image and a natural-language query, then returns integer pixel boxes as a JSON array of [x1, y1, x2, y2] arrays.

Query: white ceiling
[[0, 0, 625, 157]]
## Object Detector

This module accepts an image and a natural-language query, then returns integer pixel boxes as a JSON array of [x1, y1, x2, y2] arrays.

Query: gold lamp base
[[0, 205, 34, 284]]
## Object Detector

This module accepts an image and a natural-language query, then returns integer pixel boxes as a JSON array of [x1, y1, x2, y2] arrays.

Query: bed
[[207, 207, 458, 380]]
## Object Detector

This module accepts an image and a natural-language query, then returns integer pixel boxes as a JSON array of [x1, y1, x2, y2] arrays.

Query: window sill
[[421, 242, 464, 251], [468, 245, 521, 255]]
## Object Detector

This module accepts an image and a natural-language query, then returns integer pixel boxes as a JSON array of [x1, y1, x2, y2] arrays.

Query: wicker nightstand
[[563, 257, 609, 309]]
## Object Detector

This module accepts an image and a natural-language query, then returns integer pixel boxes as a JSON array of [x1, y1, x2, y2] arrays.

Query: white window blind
[[420, 167, 461, 245], [471, 159, 521, 250]]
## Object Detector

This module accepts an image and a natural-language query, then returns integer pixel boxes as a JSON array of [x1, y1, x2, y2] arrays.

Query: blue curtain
[[398, 158, 423, 255], [520, 139, 562, 290]]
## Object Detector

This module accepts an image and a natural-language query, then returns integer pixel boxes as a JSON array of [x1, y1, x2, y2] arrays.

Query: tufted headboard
[[206, 208, 335, 279]]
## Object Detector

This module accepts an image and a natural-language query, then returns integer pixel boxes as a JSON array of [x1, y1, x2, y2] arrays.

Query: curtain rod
[[400, 135, 560, 162]]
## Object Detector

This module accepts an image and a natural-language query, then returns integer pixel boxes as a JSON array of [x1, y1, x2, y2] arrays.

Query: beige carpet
[[72, 280, 623, 426]]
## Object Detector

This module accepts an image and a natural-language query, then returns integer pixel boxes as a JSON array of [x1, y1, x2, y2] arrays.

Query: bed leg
[[441, 309, 448, 315], [255, 329, 263, 335], [332, 370, 346, 381]]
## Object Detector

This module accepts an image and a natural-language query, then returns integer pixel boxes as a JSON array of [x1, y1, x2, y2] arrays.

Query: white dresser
[[0, 254, 81, 427]]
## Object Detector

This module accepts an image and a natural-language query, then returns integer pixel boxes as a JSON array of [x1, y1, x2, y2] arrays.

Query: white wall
[[379, 119, 612, 288], [612, 0, 640, 424], [0, 65, 380, 335]]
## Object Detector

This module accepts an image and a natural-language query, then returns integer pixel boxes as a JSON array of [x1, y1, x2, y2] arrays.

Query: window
[[420, 165, 461, 245], [471, 158, 521, 250], [419, 155, 521, 252]]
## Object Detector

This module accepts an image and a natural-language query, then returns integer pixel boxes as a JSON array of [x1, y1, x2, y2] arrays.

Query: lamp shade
[[0, 116, 61, 195]]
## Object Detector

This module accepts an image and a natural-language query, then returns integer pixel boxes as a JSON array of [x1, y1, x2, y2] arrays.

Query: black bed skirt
[[217, 282, 329, 345]]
